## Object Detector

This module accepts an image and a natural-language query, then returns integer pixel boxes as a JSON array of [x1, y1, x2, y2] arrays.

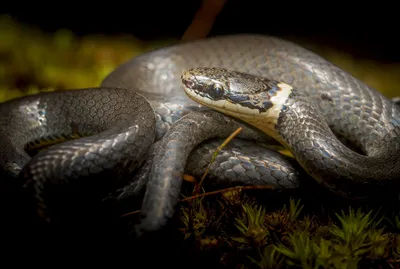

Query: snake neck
[[275, 92, 400, 199]]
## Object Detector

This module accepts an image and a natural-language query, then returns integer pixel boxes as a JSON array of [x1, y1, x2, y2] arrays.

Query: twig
[[120, 209, 140, 218], [120, 185, 274, 218], [184, 185, 274, 202], [194, 127, 242, 194]]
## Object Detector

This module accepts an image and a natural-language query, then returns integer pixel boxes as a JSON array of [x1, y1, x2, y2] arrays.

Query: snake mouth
[[182, 78, 220, 106]]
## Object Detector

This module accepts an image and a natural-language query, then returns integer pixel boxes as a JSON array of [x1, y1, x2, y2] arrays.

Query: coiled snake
[[0, 34, 399, 235]]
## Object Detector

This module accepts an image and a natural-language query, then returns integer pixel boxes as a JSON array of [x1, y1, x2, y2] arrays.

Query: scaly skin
[[185, 138, 303, 189]]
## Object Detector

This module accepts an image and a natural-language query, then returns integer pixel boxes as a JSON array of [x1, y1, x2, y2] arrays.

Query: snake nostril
[[184, 79, 195, 88]]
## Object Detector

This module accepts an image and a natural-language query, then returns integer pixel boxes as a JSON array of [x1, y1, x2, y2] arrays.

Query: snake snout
[[182, 77, 195, 89], [181, 70, 198, 90]]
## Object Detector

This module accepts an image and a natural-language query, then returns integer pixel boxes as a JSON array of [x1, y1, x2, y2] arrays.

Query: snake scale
[[0, 34, 399, 236]]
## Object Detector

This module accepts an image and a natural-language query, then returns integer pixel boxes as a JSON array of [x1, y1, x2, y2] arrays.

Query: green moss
[[176, 187, 400, 268]]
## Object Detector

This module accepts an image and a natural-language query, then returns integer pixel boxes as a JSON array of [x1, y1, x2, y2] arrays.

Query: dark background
[[3, 0, 400, 62]]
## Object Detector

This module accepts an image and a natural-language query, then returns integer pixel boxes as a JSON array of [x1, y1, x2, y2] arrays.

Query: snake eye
[[212, 84, 224, 98]]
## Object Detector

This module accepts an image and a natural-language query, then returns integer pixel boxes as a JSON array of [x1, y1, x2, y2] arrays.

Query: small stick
[[120, 184, 275, 218], [193, 127, 243, 194], [185, 185, 274, 202]]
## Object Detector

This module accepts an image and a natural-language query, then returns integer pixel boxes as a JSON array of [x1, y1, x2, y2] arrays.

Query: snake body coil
[[182, 68, 400, 198], [0, 34, 399, 232]]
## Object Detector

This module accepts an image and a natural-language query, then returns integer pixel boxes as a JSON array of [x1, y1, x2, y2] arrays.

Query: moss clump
[[176, 186, 400, 268]]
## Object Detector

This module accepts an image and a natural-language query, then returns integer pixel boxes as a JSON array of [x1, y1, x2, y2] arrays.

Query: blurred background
[[1, 0, 399, 102]]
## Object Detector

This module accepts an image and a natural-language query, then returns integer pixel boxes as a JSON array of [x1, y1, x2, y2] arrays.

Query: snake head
[[181, 67, 294, 141], [181, 67, 293, 116]]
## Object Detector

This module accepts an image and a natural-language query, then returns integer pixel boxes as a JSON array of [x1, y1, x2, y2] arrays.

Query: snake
[[0, 34, 399, 235]]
